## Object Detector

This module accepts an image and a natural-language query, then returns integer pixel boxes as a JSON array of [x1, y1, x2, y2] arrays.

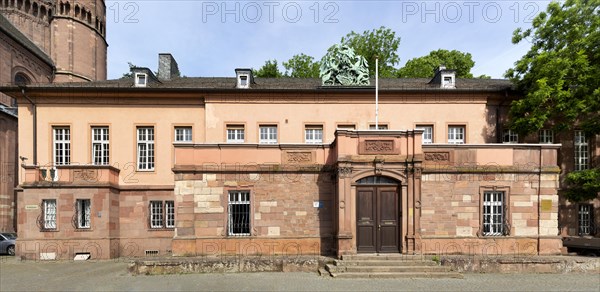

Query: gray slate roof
[[0, 13, 54, 67]]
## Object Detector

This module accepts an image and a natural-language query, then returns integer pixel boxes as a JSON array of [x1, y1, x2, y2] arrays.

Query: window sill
[[148, 228, 175, 231], [75, 228, 93, 232]]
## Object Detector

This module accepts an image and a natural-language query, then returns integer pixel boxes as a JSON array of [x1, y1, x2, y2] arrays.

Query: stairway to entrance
[[323, 254, 463, 279]]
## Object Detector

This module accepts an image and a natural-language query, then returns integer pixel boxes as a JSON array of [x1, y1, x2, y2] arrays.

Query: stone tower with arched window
[[0, 0, 107, 82]]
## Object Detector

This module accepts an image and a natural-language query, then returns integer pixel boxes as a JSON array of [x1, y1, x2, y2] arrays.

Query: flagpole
[[375, 57, 379, 130]]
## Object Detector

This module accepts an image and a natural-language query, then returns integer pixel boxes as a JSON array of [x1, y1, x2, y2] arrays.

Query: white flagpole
[[375, 57, 379, 130]]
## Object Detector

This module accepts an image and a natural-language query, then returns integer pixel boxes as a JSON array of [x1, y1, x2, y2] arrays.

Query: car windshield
[[1, 233, 16, 240]]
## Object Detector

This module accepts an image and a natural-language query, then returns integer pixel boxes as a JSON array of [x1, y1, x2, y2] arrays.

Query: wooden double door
[[356, 186, 400, 253]]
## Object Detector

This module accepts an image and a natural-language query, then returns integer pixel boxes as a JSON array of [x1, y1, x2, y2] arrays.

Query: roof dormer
[[130, 67, 159, 87], [235, 68, 253, 89], [429, 65, 456, 89]]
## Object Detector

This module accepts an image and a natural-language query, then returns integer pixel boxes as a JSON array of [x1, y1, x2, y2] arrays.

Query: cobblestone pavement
[[1, 256, 599, 291]]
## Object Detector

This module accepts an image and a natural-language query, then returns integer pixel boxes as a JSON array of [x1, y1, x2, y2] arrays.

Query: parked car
[[0, 232, 16, 256]]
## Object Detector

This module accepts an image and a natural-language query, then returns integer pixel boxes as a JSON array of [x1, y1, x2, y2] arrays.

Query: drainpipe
[[20, 88, 37, 165], [537, 145, 542, 255]]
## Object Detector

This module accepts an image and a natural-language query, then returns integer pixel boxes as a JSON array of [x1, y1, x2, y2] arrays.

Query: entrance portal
[[356, 176, 400, 253]]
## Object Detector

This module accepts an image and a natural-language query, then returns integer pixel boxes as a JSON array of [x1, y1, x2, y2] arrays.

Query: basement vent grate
[[145, 250, 159, 256]]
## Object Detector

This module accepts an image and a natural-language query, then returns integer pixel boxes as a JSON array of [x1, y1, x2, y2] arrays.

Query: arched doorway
[[355, 176, 401, 253]]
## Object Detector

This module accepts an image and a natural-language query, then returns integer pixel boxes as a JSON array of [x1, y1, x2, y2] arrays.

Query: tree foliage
[[254, 60, 282, 78], [565, 168, 600, 202], [283, 53, 320, 78], [505, 0, 600, 135], [340, 26, 401, 77], [397, 49, 475, 78]]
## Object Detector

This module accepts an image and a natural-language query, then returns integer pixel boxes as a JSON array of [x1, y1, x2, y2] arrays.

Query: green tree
[[505, 0, 600, 136], [283, 54, 320, 78], [397, 49, 476, 78], [254, 60, 282, 78], [565, 168, 600, 202], [121, 62, 137, 78], [340, 26, 401, 77]]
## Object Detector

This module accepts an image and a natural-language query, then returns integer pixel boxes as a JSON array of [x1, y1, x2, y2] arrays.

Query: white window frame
[[174, 126, 192, 143], [76, 199, 91, 229], [227, 125, 245, 143], [448, 126, 465, 144], [574, 130, 589, 171], [305, 126, 323, 144], [369, 124, 389, 130], [336, 124, 356, 130], [539, 129, 554, 144], [502, 129, 518, 143], [166, 201, 175, 228], [578, 204, 593, 236], [53, 127, 70, 166], [92, 127, 109, 165], [137, 127, 155, 171], [43, 199, 57, 230], [135, 73, 147, 87], [259, 125, 278, 144], [482, 191, 505, 236], [228, 191, 251, 236], [149, 201, 164, 229], [416, 125, 433, 144]]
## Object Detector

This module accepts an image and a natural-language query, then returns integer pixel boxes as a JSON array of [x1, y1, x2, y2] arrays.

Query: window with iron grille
[[574, 131, 589, 171], [42, 199, 57, 230], [92, 127, 109, 165], [416, 125, 433, 144], [539, 129, 554, 144], [227, 125, 245, 143], [259, 125, 277, 144], [578, 204, 593, 236], [53, 127, 70, 165], [174, 127, 192, 143], [228, 191, 250, 236], [76, 199, 91, 229], [305, 126, 323, 144], [502, 129, 518, 143], [149, 200, 175, 229], [483, 191, 505, 236], [448, 126, 465, 144], [137, 127, 155, 171]]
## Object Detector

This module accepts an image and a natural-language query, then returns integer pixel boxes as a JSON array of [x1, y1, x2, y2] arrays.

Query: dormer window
[[240, 75, 248, 87], [442, 75, 455, 88], [135, 73, 147, 87], [235, 68, 253, 89]]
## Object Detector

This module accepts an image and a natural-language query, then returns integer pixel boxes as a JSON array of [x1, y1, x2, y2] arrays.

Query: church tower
[[0, 0, 107, 82]]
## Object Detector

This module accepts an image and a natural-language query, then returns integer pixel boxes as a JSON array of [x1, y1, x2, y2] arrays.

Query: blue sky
[[105, 0, 551, 79]]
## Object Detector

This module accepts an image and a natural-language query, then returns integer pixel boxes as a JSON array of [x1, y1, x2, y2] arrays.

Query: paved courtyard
[[1, 256, 599, 291]]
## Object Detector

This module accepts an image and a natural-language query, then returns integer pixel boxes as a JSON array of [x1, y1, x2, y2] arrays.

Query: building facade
[[2, 61, 592, 260]]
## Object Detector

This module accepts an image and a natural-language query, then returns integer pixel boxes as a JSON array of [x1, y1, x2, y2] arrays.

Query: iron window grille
[[578, 204, 594, 236], [53, 127, 70, 165], [483, 191, 507, 236], [92, 127, 109, 165], [149, 200, 175, 229], [137, 127, 155, 171], [76, 199, 91, 229], [259, 125, 278, 144], [42, 199, 57, 230], [228, 191, 250, 236]]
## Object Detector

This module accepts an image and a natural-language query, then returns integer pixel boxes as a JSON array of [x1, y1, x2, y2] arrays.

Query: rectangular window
[[502, 129, 518, 143], [574, 131, 589, 171], [369, 124, 388, 130], [228, 191, 250, 236], [174, 126, 192, 143], [149, 200, 175, 229], [483, 191, 505, 236], [227, 125, 245, 143], [448, 126, 465, 144], [416, 125, 433, 144], [53, 127, 70, 165], [259, 125, 277, 144], [539, 129, 554, 144], [91, 127, 109, 165], [76, 199, 91, 229], [336, 124, 355, 130], [137, 127, 155, 171], [578, 204, 593, 236], [135, 73, 147, 87], [305, 126, 323, 144], [42, 199, 57, 230]]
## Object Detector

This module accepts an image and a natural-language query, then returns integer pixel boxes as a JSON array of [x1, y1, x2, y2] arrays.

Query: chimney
[[157, 53, 180, 81], [429, 65, 456, 89], [235, 68, 253, 89]]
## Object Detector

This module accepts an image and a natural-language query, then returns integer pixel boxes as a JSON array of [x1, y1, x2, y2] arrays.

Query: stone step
[[330, 272, 464, 279], [336, 265, 451, 273], [335, 259, 438, 267], [341, 254, 429, 261]]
